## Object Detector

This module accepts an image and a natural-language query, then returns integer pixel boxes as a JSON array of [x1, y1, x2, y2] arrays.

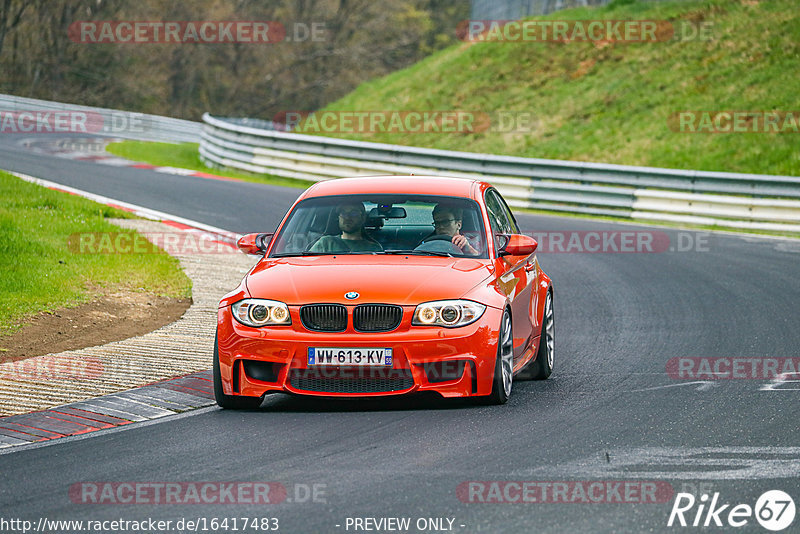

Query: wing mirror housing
[[499, 234, 538, 256], [237, 233, 273, 255]]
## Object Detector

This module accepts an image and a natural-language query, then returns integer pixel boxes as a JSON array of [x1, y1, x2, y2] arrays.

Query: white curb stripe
[[9, 171, 240, 240]]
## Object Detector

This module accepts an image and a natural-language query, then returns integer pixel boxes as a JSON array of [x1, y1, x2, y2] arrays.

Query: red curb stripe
[[138, 370, 214, 389], [188, 371, 213, 380], [0, 426, 43, 442], [45, 411, 114, 430], [7, 414, 91, 436], [105, 203, 136, 213], [0, 434, 34, 445], [160, 220, 195, 231], [52, 407, 132, 425], [190, 171, 244, 182], [161, 377, 215, 393], [0, 369, 219, 449], [157, 382, 214, 399], [170, 377, 215, 391], [0, 422, 64, 439]]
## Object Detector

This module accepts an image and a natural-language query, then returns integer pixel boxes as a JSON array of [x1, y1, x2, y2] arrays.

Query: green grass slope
[[105, 141, 309, 189], [310, 0, 800, 176], [0, 171, 191, 336]]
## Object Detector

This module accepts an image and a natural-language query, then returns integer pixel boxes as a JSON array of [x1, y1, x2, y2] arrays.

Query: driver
[[309, 201, 383, 253], [428, 203, 479, 256]]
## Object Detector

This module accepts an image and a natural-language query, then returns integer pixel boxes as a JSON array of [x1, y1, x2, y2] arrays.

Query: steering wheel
[[423, 234, 456, 242], [415, 234, 462, 255]]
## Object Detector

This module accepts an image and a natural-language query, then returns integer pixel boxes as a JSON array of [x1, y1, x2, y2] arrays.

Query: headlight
[[232, 299, 292, 327], [412, 300, 486, 328]]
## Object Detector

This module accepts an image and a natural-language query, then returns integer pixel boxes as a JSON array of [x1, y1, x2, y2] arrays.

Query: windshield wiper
[[272, 251, 380, 257], [271, 252, 332, 257], [380, 249, 454, 257]]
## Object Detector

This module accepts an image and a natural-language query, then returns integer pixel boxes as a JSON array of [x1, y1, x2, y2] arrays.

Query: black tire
[[483, 308, 513, 405], [213, 334, 263, 410], [523, 290, 553, 380]]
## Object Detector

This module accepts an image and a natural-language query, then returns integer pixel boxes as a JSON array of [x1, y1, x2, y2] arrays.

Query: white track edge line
[[8, 170, 240, 239]]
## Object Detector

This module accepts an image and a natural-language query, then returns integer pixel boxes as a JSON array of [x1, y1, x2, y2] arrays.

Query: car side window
[[485, 189, 512, 234], [496, 191, 520, 234], [484, 189, 514, 254]]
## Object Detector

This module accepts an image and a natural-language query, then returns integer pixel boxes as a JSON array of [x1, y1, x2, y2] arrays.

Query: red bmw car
[[214, 176, 553, 407]]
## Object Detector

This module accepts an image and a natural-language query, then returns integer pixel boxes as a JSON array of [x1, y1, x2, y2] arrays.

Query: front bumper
[[216, 305, 502, 398]]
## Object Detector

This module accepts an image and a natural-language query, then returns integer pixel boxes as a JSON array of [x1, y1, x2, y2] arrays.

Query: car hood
[[245, 255, 494, 306]]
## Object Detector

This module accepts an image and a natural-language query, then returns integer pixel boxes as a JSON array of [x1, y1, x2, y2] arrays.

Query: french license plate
[[308, 347, 392, 366]]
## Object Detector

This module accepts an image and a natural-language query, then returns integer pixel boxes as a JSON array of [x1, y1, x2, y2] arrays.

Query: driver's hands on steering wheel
[[418, 233, 479, 255], [452, 234, 478, 255], [452, 234, 468, 250]]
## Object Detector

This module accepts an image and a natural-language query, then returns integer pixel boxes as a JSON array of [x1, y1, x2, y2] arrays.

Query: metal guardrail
[[469, 0, 683, 21], [0, 94, 201, 143], [471, 0, 612, 20], [200, 113, 800, 233]]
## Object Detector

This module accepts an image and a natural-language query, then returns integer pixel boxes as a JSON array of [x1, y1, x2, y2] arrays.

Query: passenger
[[309, 202, 383, 253]]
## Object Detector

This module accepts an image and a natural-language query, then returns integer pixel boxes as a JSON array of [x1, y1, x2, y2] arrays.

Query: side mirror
[[237, 233, 273, 255], [499, 234, 538, 256]]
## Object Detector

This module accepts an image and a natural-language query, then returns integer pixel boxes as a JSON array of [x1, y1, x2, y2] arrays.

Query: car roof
[[301, 175, 486, 200]]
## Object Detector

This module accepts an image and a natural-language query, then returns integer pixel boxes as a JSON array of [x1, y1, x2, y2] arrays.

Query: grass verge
[[105, 141, 310, 189], [309, 0, 800, 177], [0, 170, 192, 337]]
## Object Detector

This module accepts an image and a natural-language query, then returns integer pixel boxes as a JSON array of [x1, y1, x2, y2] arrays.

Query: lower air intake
[[289, 368, 414, 393]]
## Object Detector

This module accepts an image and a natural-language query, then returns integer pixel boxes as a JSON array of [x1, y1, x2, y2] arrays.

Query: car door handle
[[524, 261, 536, 272]]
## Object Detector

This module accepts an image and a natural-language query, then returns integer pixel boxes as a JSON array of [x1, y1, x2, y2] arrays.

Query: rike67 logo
[[668, 490, 795, 531]]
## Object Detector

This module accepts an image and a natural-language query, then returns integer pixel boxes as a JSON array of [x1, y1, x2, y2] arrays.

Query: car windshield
[[270, 194, 488, 258]]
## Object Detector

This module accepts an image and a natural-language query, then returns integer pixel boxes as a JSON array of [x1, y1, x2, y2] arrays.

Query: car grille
[[353, 304, 403, 332], [289, 369, 414, 393], [299, 303, 403, 332], [300, 304, 347, 332]]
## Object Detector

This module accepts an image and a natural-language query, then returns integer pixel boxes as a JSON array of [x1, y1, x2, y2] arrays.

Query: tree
[[0, 0, 27, 58]]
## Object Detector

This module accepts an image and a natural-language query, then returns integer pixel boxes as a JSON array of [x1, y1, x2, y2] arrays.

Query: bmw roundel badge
[[344, 292, 359, 300]]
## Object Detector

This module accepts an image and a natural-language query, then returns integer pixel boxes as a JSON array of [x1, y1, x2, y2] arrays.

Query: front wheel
[[484, 308, 513, 405], [213, 334, 263, 410]]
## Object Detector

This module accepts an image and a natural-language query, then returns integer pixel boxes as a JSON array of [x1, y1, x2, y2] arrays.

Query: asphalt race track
[[2, 134, 799, 533]]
